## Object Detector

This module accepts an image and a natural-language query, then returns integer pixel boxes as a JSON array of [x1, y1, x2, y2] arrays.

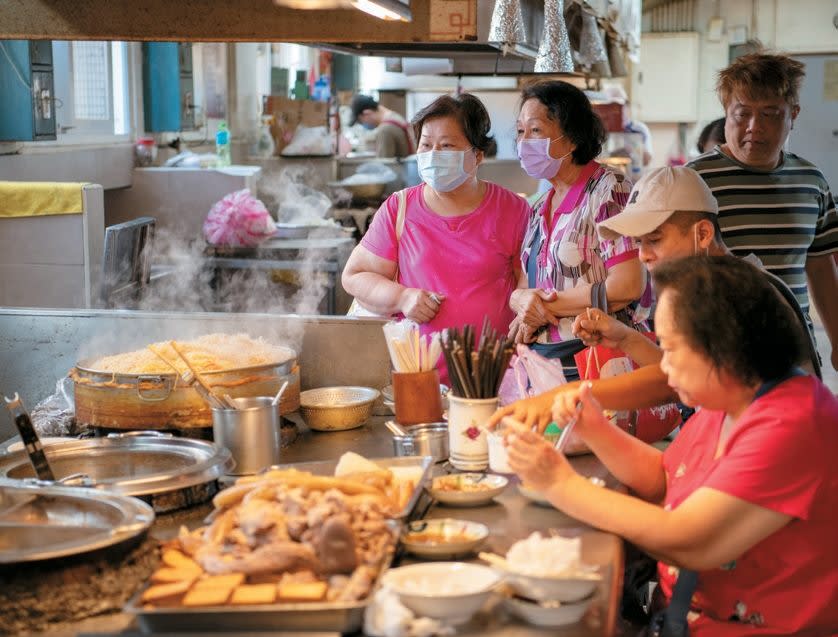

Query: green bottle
[[544, 422, 563, 446]]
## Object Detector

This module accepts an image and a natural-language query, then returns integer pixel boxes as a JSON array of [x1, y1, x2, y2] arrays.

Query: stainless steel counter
[[29, 416, 624, 637]]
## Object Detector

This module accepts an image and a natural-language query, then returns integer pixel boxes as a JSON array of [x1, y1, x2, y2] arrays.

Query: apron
[[381, 118, 415, 155]]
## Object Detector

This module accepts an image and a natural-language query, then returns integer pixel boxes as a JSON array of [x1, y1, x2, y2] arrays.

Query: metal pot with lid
[[0, 478, 155, 564], [0, 432, 233, 513], [71, 346, 299, 430]]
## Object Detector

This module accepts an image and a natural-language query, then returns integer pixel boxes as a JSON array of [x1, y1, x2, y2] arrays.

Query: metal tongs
[[3, 392, 56, 481], [148, 341, 237, 410]]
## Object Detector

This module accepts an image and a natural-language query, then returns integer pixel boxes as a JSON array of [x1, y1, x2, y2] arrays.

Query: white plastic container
[[447, 395, 497, 471]]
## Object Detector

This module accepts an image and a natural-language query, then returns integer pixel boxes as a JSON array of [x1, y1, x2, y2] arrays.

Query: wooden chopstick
[[168, 341, 233, 409]]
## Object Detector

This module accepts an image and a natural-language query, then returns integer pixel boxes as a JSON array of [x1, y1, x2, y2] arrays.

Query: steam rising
[[86, 166, 346, 360]]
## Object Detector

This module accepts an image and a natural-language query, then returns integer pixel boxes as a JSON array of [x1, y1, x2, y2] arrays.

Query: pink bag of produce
[[203, 189, 277, 247]]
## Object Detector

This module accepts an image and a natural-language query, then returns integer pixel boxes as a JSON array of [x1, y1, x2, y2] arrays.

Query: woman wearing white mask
[[510, 81, 649, 378], [342, 94, 530, 371]]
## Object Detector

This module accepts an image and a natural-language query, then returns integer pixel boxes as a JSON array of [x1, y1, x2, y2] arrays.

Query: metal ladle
[[271, 380, 290, 407], [3, 393, 56, 481]]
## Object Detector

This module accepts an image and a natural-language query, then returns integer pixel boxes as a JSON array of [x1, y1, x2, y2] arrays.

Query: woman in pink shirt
[[342, 94, 530, 352], [505, 256, 838, 636], [512, 81, 650, 378]]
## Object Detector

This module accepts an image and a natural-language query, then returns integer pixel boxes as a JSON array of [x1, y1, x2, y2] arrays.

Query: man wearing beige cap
[[490, 166, 821, 436]]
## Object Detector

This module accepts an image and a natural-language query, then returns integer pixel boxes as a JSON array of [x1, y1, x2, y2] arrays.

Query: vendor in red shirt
[[504, 255, 838, 636]]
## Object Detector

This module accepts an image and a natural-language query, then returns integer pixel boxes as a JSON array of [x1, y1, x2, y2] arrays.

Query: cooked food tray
[[126, 551, 395, 633]]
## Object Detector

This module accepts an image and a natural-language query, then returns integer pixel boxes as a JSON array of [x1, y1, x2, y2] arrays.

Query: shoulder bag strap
[[392, 188, 408, 283]]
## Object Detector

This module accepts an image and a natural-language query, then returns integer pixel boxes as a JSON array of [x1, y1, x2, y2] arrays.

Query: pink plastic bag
[[498, 344, 568, 406], [203, 189, 277, 247]]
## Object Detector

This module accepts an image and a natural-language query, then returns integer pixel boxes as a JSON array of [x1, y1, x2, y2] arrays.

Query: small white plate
[[430, 473, 508, 507], [402, 518, 489, 559], [503, 594, 593, 627]]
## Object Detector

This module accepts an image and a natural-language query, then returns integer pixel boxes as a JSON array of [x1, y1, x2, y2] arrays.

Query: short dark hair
[[667, 211, 724, 246], [652, 255, 806, 386], [411, 93, 494, 153], [697, 117, 725, 153], [519, 80, 606, 164], [350, 95, 379, 125]]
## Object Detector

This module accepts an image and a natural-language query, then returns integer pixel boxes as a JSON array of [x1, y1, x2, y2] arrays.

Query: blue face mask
[[360, 122, 376, 131], [417, 150, 472, 192]]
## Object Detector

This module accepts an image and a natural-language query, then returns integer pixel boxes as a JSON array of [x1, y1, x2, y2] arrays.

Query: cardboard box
[[592, 102, 627, 133], [262, 95, 330, 156]]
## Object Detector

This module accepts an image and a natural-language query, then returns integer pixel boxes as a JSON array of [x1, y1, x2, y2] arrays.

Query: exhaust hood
[[317, 0, 543, 75]]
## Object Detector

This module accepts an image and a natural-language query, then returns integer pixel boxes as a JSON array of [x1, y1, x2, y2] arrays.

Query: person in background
[[489, 167, 821, 437], [510, 80, 648, 379], [603, 85, 654, 170], [504, 256, 838, 636], [696, 117, 725, 154], [342, 94, 530, 366], [686, 50, 838, 371], [350, 95, 416, 158]]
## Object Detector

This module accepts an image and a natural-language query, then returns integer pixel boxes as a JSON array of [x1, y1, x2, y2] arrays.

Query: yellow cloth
[[0, 181, 86, 218]]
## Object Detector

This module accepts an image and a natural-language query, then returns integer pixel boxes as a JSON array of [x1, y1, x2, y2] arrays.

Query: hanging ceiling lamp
[[534, 0, 573, 73], [488, 0, 527, 53]]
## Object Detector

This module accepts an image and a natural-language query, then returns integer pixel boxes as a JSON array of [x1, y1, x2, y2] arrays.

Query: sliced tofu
[[230, 584, 278, 605]]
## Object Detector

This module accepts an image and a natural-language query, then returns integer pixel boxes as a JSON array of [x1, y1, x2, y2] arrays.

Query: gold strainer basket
[[299, 386, 380, 432]]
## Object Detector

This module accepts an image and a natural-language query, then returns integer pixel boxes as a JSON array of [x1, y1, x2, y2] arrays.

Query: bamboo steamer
[[71, 349, 299, 430]]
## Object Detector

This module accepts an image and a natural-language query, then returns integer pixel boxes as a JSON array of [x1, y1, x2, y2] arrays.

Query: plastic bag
[[203, 189, 277, 247], [31, 377, 87, 437], [498, 344, 568, 406], [575, 344, 681, 441]]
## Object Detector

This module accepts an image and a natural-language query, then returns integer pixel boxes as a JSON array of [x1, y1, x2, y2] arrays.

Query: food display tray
[[125, 534, 397, 634]]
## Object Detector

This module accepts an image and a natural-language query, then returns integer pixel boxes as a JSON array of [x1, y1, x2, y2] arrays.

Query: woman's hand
[[552, 381, 609, 442], [398, 288, 444, 323], [572, 307, 633, 349], [488, 383, 579, 433], [508, 315, 538, 344], [510, 288, 560, 329], [504, 425, 575, 492]]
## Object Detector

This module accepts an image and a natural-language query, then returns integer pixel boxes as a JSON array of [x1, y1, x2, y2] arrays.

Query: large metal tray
[[0, 478, 154, 564], [276, 454, 434, 519], [125, 527, 398, 634]]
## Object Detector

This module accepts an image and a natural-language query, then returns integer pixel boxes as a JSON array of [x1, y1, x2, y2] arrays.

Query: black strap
[[653, 366, 806, 636]]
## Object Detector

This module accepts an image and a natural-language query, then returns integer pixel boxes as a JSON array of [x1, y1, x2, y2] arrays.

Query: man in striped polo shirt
[[687, 51, 838, 371]]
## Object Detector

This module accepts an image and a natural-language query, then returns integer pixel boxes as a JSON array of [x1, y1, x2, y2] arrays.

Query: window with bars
[[52, 40, 129, 138], [71, 42, 110, 121]]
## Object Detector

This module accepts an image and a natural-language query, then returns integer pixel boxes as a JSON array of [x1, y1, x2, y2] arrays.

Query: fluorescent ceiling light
[[273, 0, 411, 21], [352, 0, 411, 21]]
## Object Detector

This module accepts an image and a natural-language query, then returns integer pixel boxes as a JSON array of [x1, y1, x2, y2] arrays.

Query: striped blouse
[[687, 148, 838, 316], [521, 162, 652, 343]]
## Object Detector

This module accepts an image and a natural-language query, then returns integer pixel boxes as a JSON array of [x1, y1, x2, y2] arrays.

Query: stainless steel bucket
[[391, 423, 448, 464], [212, 397, 281, 475]]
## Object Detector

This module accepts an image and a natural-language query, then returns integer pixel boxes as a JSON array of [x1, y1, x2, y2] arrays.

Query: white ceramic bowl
[[430, 473, 508, 507], [501, 569, 600, 603], [401, 518, 489, 559], [503, 594, 593, 627], [383, 562, 500, 624]]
